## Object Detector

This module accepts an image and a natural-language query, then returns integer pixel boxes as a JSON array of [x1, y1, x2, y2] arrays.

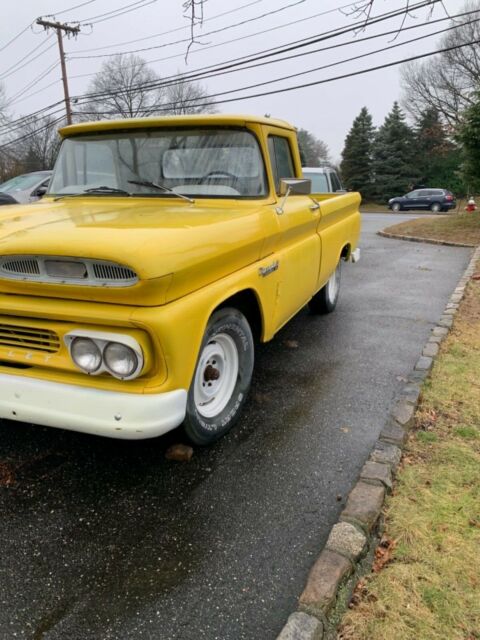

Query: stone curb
[[275, 243, 480, 639], [377, 230, 475, 248]]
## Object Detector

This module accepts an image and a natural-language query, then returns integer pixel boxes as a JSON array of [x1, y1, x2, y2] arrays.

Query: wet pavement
[[0, 214, 471, 639]]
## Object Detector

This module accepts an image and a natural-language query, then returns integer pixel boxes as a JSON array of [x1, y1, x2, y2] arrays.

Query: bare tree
[[76, 54, 166, 120], [76, 54, 216, 120], [0, 83, 8, 127], [164, 75, 217, 115], [400, 1, 480, 125], [16, 115, 63, 172], [297, 129, 331, 166]]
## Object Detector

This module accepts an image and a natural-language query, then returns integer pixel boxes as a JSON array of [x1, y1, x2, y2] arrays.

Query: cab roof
[[59, 114, 296, 138]]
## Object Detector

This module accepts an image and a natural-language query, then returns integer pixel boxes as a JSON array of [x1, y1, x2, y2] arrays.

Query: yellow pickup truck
[[0, 114, 360, 444]]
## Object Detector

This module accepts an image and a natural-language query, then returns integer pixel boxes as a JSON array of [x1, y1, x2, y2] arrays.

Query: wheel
[[430, 202, 441, 213], [309, 260, 341, 314], [391, 202, 401, 212], [183, 307, 254, 445]]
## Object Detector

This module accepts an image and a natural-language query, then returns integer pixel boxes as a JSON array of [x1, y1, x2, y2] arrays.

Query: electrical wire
[[0, 23, 33, 54], [70, 0, 270, 53], [3, 32, 477, 149], [0, 101, 65, 135], [7, 61, 59, 106], [78, 0, 159, 25], [0, 34, 54, 80], [69, 0, 446, 102], [74, 36, 480, 116], [67, 1, 362, 80], [0, 114, 66, 151], [49, 0, 98, 17], [69, 0, 351, 59]]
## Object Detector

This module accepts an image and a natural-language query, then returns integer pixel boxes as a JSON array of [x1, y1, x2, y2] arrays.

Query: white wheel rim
[[193, 333, 239, 418], [327, 266, 340, 303]]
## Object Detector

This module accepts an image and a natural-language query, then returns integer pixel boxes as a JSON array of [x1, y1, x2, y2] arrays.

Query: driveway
[[0, 213, 471, 639]]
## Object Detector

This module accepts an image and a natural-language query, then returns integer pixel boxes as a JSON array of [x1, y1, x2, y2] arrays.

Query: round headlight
[[70, 337, 102, 373], [103, 342, 139, 378]]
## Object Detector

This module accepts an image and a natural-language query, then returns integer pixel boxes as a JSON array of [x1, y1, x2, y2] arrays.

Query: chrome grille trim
[[0, 256, 138, 287], [0, 322, 60, 353]]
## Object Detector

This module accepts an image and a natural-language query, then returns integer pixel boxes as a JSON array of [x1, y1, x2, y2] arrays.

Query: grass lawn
[[383, 211, 480, 246], [338, 272, 480, 640]]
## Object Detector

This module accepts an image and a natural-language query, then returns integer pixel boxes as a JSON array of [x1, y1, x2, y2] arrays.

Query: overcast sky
[[1, 0, 463, 160]]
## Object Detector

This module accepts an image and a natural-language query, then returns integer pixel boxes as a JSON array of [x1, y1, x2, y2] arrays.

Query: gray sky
[[1, 0, 463, 160]]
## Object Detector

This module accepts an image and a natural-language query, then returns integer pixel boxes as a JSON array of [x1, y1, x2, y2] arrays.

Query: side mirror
[[276, 178, 312, 215], [279, 178, 311, 196], [34, 186, 48, 197]]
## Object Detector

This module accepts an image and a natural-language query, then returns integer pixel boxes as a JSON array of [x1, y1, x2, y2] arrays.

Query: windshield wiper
[[53, 186, 131, 201], [84, 186, 131, 195], [128, 179, 194, 204]]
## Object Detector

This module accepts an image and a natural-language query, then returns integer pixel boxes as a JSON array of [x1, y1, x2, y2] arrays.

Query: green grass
[[382, 211, 480, 246], [338, 276, 480, 640]]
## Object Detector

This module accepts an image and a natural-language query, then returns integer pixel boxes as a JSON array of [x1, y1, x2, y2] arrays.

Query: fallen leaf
[[372, 536, 396, 573], [284, 339, 299, 349], [165, 444, 194, 462]]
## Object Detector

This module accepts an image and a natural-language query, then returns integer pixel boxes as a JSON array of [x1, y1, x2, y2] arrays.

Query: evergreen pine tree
[[340, 107, 375, 199], [372, 102, 415, 201], [414, 108, 457, 187], [456, 90, 480, 193]]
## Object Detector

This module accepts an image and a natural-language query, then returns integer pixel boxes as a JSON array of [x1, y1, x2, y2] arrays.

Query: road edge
[[378, 229, 475, 248], [275, 245, 480, 640]]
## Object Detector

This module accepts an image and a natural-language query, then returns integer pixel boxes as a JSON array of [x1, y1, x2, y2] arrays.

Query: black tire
[[183, 307, 254, 445], [430, 202, 441, 213], [391, 202, 401, 212], [309, 260, 341, 314]]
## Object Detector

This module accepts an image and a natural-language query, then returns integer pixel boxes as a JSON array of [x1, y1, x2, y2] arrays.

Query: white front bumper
[[0, 373, 187, 440]]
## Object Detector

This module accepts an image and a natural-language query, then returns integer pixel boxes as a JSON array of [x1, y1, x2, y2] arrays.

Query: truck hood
[[0, 197, 272, 305]]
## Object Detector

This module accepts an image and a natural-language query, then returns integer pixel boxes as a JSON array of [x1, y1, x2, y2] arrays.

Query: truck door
[[267, 134, 321, 329]]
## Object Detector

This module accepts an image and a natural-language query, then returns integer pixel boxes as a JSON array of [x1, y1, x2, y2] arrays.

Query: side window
[[330, 172, 342, 192], [407, 190, 420, 198], [268, 135, 295, 193], [418, 190, 429, 197]]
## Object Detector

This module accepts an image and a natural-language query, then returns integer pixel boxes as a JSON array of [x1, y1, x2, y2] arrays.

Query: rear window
[[303, 171, 329, 192]]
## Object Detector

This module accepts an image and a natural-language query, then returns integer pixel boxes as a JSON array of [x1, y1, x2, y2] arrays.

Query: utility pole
[[36, 19, 80, 125]]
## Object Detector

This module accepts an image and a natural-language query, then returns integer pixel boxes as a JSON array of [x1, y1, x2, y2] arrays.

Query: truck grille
[[0, 256, 138, 287], [0, 322, 60, 353]]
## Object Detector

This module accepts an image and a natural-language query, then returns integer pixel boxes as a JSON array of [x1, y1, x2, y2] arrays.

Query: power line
[[0, 23, 33, 54], [5, 77, 61, 111], [67, 1, 361, 81], [143, 9, 480, 95], [78, 0, 159, 25], [74, 36, 480, 116], [0, 104, 66, 137], [3, 32, 477, 151], [70, 0, 269, 53], [50, 0, 98, 17], [6, 61, 59, 106], [70, 0, 444, 102], [0, 0, 451, 137], [0, 114, 66, 151], [68, 0, 342, 59], [0, 34, 54, 80]]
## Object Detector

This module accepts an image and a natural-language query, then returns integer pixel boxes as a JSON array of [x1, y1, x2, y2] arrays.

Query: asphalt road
[[0, 214, 471, 640]]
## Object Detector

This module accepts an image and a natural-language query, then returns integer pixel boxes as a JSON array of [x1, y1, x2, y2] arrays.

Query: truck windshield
[[48, 128, 268, 199]]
